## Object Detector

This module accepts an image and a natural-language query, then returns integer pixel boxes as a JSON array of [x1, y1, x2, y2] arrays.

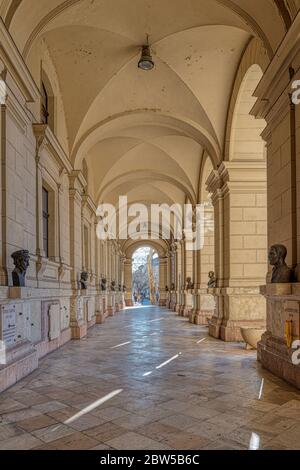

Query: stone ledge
[[8, 287, 73, 300], [35, 328, 72, 359]]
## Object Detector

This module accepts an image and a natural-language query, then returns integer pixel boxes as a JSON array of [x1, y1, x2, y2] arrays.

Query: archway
[[208, 56, 268, 341], [131, 247, 159, 307]]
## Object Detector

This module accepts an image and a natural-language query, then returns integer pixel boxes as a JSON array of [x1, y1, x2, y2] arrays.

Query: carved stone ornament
[[80, 271, 89, 290], [268, 244, 294, 284], [111, 281, 116, 291], [11, 250, 30, 287], [208, 271, 217, 288]]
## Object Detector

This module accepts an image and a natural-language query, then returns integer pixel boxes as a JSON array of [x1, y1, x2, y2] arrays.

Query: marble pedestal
[[258, 283, 300, 390], [208, 287, 266, 342], [190, 290, 216, 325]]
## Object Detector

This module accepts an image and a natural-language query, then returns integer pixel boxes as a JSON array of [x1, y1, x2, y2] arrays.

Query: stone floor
[[0, 306, 300, 450]]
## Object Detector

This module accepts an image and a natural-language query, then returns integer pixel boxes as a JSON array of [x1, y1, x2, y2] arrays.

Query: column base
[[96, 311, 107, 324], [71, 321, 87, 339], [87, 317, 96, 329], [183, 306, 192, 317], [220, 319, 266, 342], [209, 317, 222, 339], [190, 310, 213, 325], [107, 306, 115, 316], [36, 328, 71, 358], [0, 341, 38, 393]]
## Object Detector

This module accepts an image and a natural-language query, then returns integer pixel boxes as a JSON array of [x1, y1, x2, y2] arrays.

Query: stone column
[[174, 242, 182, 313], [69, 171, 87, 339], [159, 256, 167, 306], [191, 202, 216, 325], [0, 103, 8, 285], [207, 162, 267, 341], [166, 252, 171, 308], [124, 257, 133, 306], [183, 240, 194, 317]]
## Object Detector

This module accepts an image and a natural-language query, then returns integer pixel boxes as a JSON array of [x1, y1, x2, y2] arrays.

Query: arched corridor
[[0, 0, 300, 452]]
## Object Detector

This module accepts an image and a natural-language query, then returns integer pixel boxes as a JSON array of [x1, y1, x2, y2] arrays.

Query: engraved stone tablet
[[0, 304, 16, 347], [284, 301, 300, 338]]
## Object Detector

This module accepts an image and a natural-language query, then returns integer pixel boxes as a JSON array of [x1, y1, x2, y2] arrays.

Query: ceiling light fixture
[[138, 36, 154, 71]]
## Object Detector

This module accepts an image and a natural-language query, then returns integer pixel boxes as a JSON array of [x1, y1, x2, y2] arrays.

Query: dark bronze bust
[[111, 281, 116, 291], [11, 250, 30, 287], [80, 271, 89, 290], [165, 285, 169, 292], [101, 278, 107, 291], [208, 271, 217, 288], [269, 244, 293, 283], [186, 277, 194, 290]]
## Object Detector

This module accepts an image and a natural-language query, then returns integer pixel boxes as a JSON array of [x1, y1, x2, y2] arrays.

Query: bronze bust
[[269, 244, 293, 283], [80, 271, 89, 290], [208, 271, 217, 288], [186, 277, 194, 290], [11, 250, 30, 287], [101, 278, 107, 291]]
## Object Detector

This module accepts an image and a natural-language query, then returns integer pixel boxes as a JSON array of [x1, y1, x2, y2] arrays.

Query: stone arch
[[224, 37, 269, 161]]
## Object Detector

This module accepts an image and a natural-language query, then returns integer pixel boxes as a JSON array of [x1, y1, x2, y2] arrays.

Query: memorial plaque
[[48, 304, 60, 340], [77, 297, 83, 321], [283, 301, 300, 338], [0, 304, 17, 347], [87, 299, 94, 321]]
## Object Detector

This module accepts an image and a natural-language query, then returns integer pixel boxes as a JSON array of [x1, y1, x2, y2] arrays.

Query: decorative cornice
[[69, 170, 87, 192], [0, 18, 39, 103], [82, 194, 97, 215]]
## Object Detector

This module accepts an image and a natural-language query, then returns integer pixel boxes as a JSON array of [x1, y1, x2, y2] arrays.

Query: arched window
[[41, 71, 55, 132], [41, 82, 49, 125]]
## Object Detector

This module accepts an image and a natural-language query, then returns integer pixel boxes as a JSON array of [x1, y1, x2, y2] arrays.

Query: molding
[[32, 123, 73, 174], [0, 18, 39, 103], [69, 170, 87, 192], [82, 194, 97, 215]]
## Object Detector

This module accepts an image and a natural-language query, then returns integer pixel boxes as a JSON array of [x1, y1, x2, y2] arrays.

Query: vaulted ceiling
[[0, 0, 294, 214]]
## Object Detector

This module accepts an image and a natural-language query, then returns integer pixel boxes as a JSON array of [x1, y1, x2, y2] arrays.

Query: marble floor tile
[[17, 415, 58, 432], [105, 431, 170, 450], [0, 306, 299, 450]]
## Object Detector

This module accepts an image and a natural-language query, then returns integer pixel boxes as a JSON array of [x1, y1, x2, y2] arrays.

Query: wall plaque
[[0, 304, 16, 347], [283, 301, 300, 338], [48, 304, 60, 341]]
